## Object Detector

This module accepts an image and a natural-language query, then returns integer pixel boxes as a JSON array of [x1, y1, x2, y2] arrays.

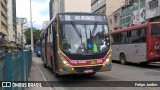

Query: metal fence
[[0, 50, 32, 90]]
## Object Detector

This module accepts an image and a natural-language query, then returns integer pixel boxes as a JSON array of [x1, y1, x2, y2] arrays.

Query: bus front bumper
[[56, 63, 112, 75]]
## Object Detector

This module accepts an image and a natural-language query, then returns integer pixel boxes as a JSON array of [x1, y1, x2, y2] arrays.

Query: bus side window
[[50, 25, 53, 43], [127, 31, 132, 44], [121, 32, 127, 44], [52, 22, 56, 48], [131, 29, 140, 43], [112, 33, 119, 45], [49, 27, 51, 43], [127, 31, 131, 37], [118, 33, 122, 44], [47, 28, 50, 43], [139, 28, 147, 43]]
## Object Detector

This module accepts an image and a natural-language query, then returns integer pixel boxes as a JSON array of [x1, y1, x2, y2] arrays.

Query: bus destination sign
[[59, 15, 105, 22]]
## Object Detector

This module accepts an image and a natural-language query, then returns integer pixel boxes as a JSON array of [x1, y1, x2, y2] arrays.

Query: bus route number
[[65, 15, 71, 21]]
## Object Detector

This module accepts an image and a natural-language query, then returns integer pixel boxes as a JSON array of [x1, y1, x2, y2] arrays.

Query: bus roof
[[40, 12, 107, 37], [111, 23, 148, 34], [40, 14, 56, 36], [58, 12, 105, 16], [111, 22, 160, 34]]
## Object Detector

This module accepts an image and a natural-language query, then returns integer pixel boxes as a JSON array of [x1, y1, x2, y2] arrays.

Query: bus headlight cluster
[[103, 54, 111, 66], [60, 56, 71, 66]]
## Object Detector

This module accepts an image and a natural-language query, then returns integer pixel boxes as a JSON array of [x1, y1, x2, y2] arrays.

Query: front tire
[[52, 56, 60, 78], [140, 62, 149, 66], [44, 63, 48, 68], [43, 57, 48, 68], [120, 53, 127, 65]]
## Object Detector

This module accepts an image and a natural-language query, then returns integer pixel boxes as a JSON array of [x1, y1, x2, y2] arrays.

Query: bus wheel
[[120, 53, 126, 65], [43, 57, 47, 68], [140, 62, 149, 66], [53, 61, 60, 78], [44, 63, 48, 68]]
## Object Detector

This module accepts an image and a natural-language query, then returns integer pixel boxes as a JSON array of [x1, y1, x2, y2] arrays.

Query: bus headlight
[[106, 58, 110, 63], [60, 56, 71, 66], [103, 54, 111, 66]]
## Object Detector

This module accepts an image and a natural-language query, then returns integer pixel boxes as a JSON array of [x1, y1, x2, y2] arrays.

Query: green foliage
[[24, 28, 42, 45]]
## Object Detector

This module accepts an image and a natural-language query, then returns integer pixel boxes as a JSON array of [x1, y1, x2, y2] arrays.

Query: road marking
[[100, 72, 158, 90], [106, 74, 123, 80], [147, 87, 158, 90], [145, 69, 160, 73], [35, 61, 54, 90], [100, 72, 123, 80]]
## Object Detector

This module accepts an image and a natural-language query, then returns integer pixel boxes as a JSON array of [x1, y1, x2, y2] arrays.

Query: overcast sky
[[16, 0, 50, 29]]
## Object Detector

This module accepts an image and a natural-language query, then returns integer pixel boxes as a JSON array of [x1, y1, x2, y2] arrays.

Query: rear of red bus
[[147, 22, 160, 62]]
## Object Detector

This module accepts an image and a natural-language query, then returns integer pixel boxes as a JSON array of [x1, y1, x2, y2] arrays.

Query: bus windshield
[[151, 23, 160, 36], [59, 23, 110, 55]]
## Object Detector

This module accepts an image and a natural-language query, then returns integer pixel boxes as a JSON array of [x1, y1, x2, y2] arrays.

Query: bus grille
[[66, 54, 106, 60], [74, 66, 102, 73]]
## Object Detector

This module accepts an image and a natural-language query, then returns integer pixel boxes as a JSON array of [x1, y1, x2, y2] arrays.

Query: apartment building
[[49, 0, 59, 20], [16, 18, 27, 45], [91, 0, 125, 17], [7, 0, 17, 42], [50, 0, 91, 19], [108, 0, 146, 30], [0, 0, 8, 40], [59, 0, 91, 12], [146, 0, 160, 21], [108, 8, 122, 31], [49, 0, 53, 20]]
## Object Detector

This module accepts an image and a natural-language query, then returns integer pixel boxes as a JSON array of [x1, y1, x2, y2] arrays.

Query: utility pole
[[30, 0, 34, 52]]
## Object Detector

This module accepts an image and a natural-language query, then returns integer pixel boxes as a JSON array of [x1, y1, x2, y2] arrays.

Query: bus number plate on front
[[84, 69, 93, 73]]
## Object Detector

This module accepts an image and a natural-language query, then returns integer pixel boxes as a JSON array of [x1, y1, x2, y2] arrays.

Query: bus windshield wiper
[[91, 22, 98, 36], [71, 22, 82, 39], [71, 22, 82, 44]]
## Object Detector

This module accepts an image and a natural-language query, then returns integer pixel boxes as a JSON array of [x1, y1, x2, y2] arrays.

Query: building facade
[[0, 0, 8, 40], [108, 8, 122, 31], [145, 0, 160, 21], [49, 0, 53, 20], [16, 18, 27, 45], [50, 0, 91, 19], [119, 0, 145, 28], [7, 0, 16, 42], [91, 0, 125, 17], [61, 0, 91, 12], [49, 0, 59, 20], [108, 0, 146, 30]]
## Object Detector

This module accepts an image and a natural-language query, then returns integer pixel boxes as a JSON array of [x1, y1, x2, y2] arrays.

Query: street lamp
[[30, 0, 34, 52]]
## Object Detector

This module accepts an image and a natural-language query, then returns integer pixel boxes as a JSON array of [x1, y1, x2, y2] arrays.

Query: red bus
[[111, 22, 160, 65], [40, 13, 112, 77]]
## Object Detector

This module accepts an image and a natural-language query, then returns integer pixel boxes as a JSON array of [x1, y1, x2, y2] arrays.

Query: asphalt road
[[26, 56, 160, 90]]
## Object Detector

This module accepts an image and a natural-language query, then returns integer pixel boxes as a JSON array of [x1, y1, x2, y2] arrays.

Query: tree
[[24, 28, 42, 45]]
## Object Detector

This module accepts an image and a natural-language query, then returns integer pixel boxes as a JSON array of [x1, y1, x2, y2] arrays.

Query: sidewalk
[[26, 56, 52, 90]]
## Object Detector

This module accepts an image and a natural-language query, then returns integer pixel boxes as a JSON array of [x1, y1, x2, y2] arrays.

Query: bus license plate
[[84, 69, 93, 73]]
